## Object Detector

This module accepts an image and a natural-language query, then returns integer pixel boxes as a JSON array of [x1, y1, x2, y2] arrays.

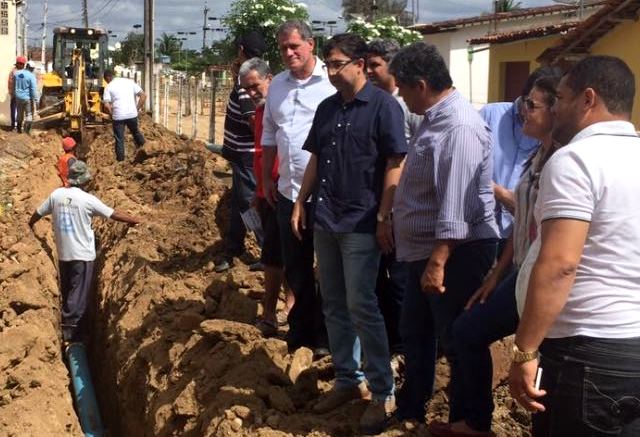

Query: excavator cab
[[34, 27, 110, 147]]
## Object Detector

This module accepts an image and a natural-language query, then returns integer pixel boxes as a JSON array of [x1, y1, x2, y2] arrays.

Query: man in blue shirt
[[292, 33, 407, 435], [480, 66, 560, 249], [13, 58, 38, 134]]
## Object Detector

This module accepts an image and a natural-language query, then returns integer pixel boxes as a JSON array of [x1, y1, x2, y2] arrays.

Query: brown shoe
[[360, 396, 397, 435], [313, 382, 371, 413]]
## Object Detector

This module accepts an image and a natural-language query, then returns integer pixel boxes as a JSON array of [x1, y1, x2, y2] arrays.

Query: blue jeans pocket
[[583, 366, 640, 434]]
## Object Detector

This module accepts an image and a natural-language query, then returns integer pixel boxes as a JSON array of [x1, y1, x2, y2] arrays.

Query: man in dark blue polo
[[291, 33, 407, 435]]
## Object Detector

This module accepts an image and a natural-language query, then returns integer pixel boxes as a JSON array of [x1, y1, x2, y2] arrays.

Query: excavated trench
[[0, 118, 532, 437]]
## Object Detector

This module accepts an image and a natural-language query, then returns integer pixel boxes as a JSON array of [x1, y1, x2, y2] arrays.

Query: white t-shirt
[[103, 77, 142, 121], [517, 121, 640, 339], [37, 187, 115, 261]]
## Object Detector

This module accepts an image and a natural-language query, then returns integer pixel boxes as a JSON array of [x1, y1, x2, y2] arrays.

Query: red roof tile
[[468, 22, 580, 44]]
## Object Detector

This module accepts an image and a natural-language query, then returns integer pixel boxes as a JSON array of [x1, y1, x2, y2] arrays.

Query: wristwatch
[[512, 344, 539, 363], [376, 211, 392, 223]]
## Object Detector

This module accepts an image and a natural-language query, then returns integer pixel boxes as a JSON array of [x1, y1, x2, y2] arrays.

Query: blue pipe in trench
[[65, 342, 105, 437]]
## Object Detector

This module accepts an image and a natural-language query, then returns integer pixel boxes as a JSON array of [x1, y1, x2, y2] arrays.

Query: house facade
[[1, 0, 25, 126], [412, 2, 603, 107]]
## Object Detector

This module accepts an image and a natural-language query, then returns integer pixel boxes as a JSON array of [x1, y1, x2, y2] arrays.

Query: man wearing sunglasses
[[292, 33, 407, 434]]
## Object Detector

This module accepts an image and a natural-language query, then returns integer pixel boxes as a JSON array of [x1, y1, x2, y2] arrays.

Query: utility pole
[[202, 3, 209, 52], [143, 0, 155, 112], [41, 0, 48, 66], [82, 0, 89, 27]]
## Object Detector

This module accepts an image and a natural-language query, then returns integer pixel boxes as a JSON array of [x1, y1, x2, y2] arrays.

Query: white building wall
[[422, 7, 599, 107], [0, 1, 20, 126]]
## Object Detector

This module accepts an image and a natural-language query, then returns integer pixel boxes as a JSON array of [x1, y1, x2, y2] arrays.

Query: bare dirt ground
[[0, 117, 531, 437]]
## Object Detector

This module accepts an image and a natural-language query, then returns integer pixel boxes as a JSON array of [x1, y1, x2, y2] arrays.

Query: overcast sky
[[24, 0, 559, 49]]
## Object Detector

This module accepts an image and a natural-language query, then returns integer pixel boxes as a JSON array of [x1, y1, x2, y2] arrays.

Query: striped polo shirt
[[222, 85, 255, 156], [393, 89, 498, 262]]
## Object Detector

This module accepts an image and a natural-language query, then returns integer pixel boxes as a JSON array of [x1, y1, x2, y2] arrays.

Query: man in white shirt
[[29, 161, 141, 343], [261, 20, 335, 354], [102, 70, 146, 161], [510, 56, 640, 436]]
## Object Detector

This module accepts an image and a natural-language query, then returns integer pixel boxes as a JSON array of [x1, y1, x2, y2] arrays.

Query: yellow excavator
[[27, 27, 110, 146]]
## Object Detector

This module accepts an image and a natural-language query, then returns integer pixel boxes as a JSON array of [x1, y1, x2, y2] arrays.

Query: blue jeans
[[276, 194, 327, 349], [533, 336, 640, 437], [376, 252, 408, 354], [397, 239, 497, 420], [225, 157, 258, 256], [112, 117, 145, 161], [314, 229, 393, 399], [451, 269, 519, 431]]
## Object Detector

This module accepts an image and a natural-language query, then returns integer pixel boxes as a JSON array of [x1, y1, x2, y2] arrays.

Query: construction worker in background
[[7, 56, 21, 130], [29, 161, 142, 344], [102, 69, 146, 161], [13, 56, 37, 133], [57, 137, 78, 187]]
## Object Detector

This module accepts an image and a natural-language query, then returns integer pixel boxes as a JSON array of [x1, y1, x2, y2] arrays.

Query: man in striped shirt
[[217, 31, 267, 272], [388, 42, 499, 426]]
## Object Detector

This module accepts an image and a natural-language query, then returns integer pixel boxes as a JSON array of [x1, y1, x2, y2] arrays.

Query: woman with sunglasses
[[428, 71, 563, 437]]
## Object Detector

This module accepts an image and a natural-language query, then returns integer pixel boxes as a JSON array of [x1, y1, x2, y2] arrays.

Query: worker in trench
[[29, 160, 142, 344]]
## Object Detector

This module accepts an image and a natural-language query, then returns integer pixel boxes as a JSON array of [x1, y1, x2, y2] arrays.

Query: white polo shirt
[[261, 57, 335, 202], [103, 77, 142, 121], [519, 121, 640, 339]]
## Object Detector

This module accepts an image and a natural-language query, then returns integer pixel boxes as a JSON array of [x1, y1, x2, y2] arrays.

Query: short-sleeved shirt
[[37, 187, 114, 261], [519, 121, 640, 339], [103, 77, 142, 120], [480, 101, 539, 238], [303, 82, 407, 233], [13, 68, 38, 101], [222, 84, 256, 163], [394, 89, 498, 262], [261, 57, 336, 202]]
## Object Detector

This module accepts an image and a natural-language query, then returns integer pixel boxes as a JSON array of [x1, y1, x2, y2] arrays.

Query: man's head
[[239, 57, 272, 106], [62, 136, 77, 153], [103, 69, 113, 83], [25, 61, 35, 72], [15, 56, 26, 69], [552, 55, 635, 145], [366, 39, 400, 92], [388, 42, 452, 114], [276, 20, 315, 78], [322, 33, 367, 93], [67, 160, 92, 187], [235, 31, 266, 61]]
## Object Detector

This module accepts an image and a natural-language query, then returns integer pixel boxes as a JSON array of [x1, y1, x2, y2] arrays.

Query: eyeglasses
[[524, 98, 548, 112], [325, 59, 356, 72]]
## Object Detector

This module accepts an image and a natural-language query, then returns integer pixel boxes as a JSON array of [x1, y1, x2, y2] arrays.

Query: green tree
[[156, 32, 181, 60], [495, 0, 522, 12], [347, 16, 421, 46], [112, 32, 144, 66], [223, 0, 310, 71]]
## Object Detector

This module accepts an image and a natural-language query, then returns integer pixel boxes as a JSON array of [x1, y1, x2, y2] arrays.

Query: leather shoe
[[313, 382, 371, 414]]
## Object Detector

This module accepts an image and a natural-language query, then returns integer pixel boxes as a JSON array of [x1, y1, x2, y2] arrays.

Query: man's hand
[[291, 201, 306, 241], [263, 178, 278, 208], [465, 272, 499, 309], [376, 221, 394, 254], [421, 260, 446, 294], [509, 358, 546, 413]]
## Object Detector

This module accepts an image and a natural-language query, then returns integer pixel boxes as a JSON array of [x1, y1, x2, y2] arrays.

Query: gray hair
[[276, 20, 313, 40], [367, 39, 400, 63], [238, 57, 271, 79]]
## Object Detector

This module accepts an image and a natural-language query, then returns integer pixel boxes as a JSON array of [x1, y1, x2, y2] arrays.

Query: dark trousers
[[59, 260, 95, 343], [397, 239, 497, 421], [375, 252, 408, 354], [112, 117, 145, 161], [225, 157, 258, 256], [10, 96, 16, 129], [451, 269, 519, 431], [533, 336, 640, 437], [276, 193, 327, 349]]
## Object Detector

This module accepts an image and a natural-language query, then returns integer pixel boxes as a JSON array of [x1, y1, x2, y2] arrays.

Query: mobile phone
[[535, 367, 543, 391]]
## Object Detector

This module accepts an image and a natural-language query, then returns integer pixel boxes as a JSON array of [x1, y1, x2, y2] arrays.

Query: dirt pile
[[0, 117, 531, 436]]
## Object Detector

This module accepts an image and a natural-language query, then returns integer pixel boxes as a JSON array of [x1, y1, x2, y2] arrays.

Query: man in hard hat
[[13, 56, 38, 133], [57, 137, 78, 187]]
